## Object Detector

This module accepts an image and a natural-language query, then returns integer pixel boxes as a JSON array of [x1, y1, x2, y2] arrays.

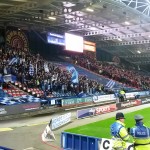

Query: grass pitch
[[65, 107, 150, 138]]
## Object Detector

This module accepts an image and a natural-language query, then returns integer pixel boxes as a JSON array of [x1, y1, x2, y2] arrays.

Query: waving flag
[[29, 64, 34, 76], [44, 62, 49, 73], [106, 79, 115, 89], [9, 57, 18, 65], [67, 66, 78, 83]]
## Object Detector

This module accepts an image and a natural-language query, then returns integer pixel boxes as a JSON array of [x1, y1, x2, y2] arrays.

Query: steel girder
[[118, 0, 150, 17]]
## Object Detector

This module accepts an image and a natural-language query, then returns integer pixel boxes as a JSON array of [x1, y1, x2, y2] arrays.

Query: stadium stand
[[72, 55, 150, 90]]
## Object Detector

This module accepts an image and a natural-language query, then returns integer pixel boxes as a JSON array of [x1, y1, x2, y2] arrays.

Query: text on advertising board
[[51, 112, 71, 130]]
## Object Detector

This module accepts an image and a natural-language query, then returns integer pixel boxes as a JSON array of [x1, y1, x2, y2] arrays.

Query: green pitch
[[65, 107, 150, 139]]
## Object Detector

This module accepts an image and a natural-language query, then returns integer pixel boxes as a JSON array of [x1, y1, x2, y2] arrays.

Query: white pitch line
[[23, 147, 35, 150]]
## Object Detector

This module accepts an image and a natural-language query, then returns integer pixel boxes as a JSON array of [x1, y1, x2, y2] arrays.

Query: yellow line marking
[[27, 121, 49, 127], [0, 128, 13, 132]]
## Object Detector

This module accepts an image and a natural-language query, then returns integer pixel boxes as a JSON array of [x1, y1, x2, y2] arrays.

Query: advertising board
[[51, 112, 71, 130], [141, 97, 150, 104], [77, 103, 117, 119], [0, 102, 40, 116], [62, 97, 93, 106], [116, 99, 141, 110], [93, 94, 116, 103]]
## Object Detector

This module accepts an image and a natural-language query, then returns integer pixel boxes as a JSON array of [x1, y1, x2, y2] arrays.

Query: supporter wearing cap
[[110, 112, 130, 150], [129, 115, 150, 150]]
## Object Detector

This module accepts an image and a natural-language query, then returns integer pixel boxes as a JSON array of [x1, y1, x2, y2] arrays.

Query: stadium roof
[[0, 0, 150, 64]]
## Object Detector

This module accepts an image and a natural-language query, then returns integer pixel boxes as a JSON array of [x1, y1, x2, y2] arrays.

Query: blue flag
[[106, 79, 115, 89], [67, 66, 79, 83], [9, 57, 18, 65], [29, 64, 34, 76]]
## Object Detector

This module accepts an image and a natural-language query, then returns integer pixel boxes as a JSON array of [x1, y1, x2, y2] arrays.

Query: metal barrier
[[61, 132, 100, 150]]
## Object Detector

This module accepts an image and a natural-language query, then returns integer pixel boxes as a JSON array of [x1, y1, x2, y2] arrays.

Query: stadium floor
[[0, 104, 150, 150]]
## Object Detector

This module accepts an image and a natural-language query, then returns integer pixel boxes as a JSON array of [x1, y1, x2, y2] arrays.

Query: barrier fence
[[61, 132, 133, 150], [0, 90, 149, 117]]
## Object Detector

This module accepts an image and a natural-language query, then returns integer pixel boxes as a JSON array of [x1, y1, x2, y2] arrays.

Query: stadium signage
[[77, 104, 116, 119], [141, 97, 150, 104], [117, 99, 141, 110], [95, 104, 117, 115], [51, 112, 71, 130], [93, 94, 116, 103], [62, 97, 93, 106], [0, 102, 41, 116], [100, 138, 133, 150]]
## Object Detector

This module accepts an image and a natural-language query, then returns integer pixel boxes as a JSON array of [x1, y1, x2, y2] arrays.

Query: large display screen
[[84, 41, 96, 52], [47, 33, 65, 46], [65, 33, 83, 53]]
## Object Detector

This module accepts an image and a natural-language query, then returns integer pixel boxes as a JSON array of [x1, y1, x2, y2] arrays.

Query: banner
[[116, 99, 141, 110], [29, 64, 34, 76], [99, 138, 133, 150], [93, 94, 116, 103], [62, 97, 93, 106], [77, 103, 117, 119], [9, 57, 19, 65], [0, 102, 40, 116], [106, 80, 116, 89], [141, 97, 150, 104], [6, 29, 29, 51], [2, 74, 16, 82], [51, 112, 71, 130], [95, 104, 117, 115]]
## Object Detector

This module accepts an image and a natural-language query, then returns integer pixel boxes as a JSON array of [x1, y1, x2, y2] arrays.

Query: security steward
[[129, 115, 150, 150], [111, 112, 130, 150]]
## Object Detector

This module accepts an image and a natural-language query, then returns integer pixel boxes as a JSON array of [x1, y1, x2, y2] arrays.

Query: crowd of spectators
[[0, 47, 109, 98], [72, 54, 150, 90]]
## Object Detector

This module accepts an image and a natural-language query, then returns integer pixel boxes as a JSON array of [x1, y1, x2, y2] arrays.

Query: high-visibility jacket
[[120, 90, 125, 95], [111, 120, 130, 149], [130, 122, 150, 150]]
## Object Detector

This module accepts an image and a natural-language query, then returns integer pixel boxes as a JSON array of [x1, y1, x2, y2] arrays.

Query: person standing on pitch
[[129, 115, 150, 150], [110, 112, 130, 150]]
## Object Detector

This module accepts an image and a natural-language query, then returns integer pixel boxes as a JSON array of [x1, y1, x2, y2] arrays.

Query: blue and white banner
[[44, 62, 49, 73], [106, 80, 115, 89], [29, 64, 34, 76], [51, 112, 71, 130], [9, 57, 18, 65], [67, 66, 78, 83], [93, 94, 116, 103], [0, 74, 16, 82]]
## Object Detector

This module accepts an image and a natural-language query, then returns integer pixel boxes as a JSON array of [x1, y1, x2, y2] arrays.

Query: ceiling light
[[63, 2, 76, 7], [86, 8, 94, 12], [137, 51, 141, 54], [118, 38, 122, 41], [48, 16, 56, 20], [89, 27, 98, 30], [125, 21, 130, 25]]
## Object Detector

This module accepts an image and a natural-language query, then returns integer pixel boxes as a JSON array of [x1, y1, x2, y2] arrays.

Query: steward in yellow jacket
[[111, 112, 130, 150]]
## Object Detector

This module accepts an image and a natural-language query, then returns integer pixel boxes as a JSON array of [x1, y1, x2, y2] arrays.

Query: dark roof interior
[[0, 0, 150, 64]]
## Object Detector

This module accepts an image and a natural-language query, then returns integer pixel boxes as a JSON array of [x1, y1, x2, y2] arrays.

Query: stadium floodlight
[[137, 51, 141, 54], [125, 21, 130, 25], [118, 38, 122, 41], [86, 8, 94, 12], [48, 16, 56, 20]]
